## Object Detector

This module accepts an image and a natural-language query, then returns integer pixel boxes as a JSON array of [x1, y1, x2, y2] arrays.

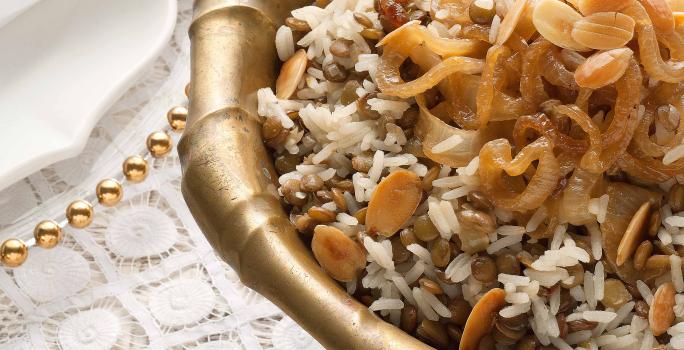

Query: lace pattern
[[0, 1, 323, 349]]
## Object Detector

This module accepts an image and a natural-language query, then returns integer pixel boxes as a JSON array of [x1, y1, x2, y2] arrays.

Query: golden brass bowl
[[178, 0, 432, 349]]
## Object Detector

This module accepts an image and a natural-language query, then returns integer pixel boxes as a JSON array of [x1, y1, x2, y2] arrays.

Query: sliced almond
[[366, 170, 422, 237], [532, 0, 591, 51], [578, 0, 634, 15], [495, 0, 528, 45], [275, 49, 307, 99], [616, 201, 650, 266], [649, 282, 676, 336], [311, 225, 366, 282], [571, 12, 635, 50], [574, 48, 633, 89], [639, 0, 675, 33], [460, 288, 506, 350]]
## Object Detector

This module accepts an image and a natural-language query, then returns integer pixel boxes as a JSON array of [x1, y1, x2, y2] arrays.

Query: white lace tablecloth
[[0, 2, 324, 349]]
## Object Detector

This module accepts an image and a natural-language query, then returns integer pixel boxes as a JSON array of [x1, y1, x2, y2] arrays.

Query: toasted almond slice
[[574, 48, 633, 89], [571, 12, 635, 50], [366, 170, 422, 237], [639, 0, 675, 33], [275, 49, 307, 99], [311, 225, 366, 282], [460, 288, 506, 350], [649, 282, 676, 336], [532, 0, 590, 51], [616, 201, 650, 266], [495, 0, 528, 45], [578, 0, 634, 15]]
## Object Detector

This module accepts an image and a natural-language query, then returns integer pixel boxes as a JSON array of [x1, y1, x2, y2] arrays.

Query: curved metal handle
[[179, 1, 433, 349]]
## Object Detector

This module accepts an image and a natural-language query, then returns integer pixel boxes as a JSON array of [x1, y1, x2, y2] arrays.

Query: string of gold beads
[[0, 99, 188, 268]]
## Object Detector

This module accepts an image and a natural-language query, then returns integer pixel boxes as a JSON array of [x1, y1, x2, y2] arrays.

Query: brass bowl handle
[[179, 1, 433, 349]]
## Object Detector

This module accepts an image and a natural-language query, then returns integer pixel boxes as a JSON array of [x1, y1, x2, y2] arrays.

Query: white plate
[[0, 0, 177, 191]]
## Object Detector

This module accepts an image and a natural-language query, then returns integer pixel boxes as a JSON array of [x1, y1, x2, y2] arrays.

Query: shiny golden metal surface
[[1, 238, 28, 267], [96, 179, 124, 207], [66, 200, 93, 228], [180, 1, 432, 349], [122, 156, 149, 183], [147, 131, 173, 157], [167, 106, 188, 131], [34, 220, 62, 249]]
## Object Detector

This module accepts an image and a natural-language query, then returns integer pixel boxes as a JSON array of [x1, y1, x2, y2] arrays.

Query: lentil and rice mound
[[257, 0, 684, 348]]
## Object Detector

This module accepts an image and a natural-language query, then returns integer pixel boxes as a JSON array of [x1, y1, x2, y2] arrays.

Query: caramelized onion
[[376, 22, 487, 98], [479, 136, 561, 211], [559, 168, 601, 225], [415, 95, 491, 167], [601, 182, 665, 284], [627, 3, 684, 82]]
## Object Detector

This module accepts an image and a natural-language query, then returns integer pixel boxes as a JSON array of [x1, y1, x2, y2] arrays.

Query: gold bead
[[167, 106, 188, 131], [1, 238, 28, 267], [34, 220, 61, 249], [96, 179, 123, 206], [184, 82, 191, 98], [123, 156, 148, 183], [146, 131, 173, 157], [66, 200, 93, 228]]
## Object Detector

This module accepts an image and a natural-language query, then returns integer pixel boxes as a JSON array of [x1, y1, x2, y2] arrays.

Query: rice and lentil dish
[[256, 0, 684, 348]]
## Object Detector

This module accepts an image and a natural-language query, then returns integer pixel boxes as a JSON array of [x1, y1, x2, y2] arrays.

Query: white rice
[[438, 200, 460, 237], [275, 25, 295, 61], [630, 316, 648, 334], [594, 261, 604, 301], [672, 335, 684, 350], [337, 212, 358, 226], [640, 330, 655, 350], [431, 176, 464, 188], [550, 224, 566, 250], [666, 215, 684, 227], [369, 298, 404, 311], [499, 302, 531, 318], [663, 144, 684, 165], [595, 334, 618, 347], [584, 271, 596, 309], [672, 254, 684, 293], [421, 287, 452, 318], [505, 292, 531, 304], [486, 234, 523, 254], [391, 275, 416, 305], [498, 273, 530, 286], [431, 135, 464, 153], [404, 261, 425, 284], [364, 237, 394, 270], [525, 268, 570, 287], [605, 301, 635, 331], [428, 199, 451, 236], [445, 253, 472, 283], [586, 222, 603, 260], [550, 337, 573, 350], [412, 287, 439, 321], [496, 225, 526, 236], [442, 186, 475, 200], [550, 287, 560, 315], [489, 15, 501, 44], [583, 310, 617, 323], [566, 330, 593, 345], [570, 285, 586, 302], [526, 206, 548, 232], [636, 280, 653, 305], [406, 244, 432, 265]]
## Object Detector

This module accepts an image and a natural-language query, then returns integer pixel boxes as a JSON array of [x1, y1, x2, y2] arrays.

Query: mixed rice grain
[[256, 0, 684, 348]]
